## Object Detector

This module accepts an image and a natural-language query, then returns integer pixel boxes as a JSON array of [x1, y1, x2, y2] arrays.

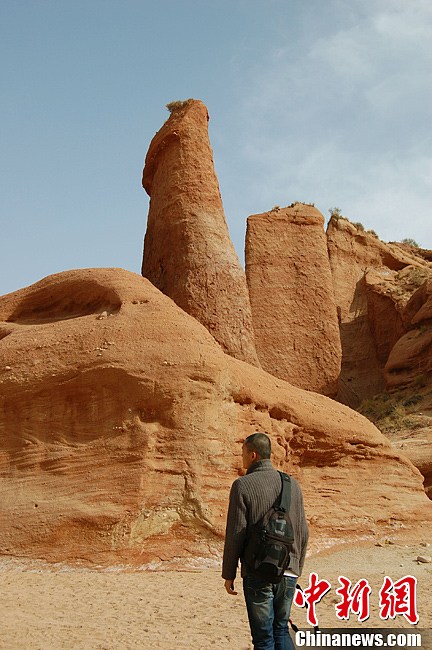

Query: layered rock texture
[[384, 276, 432, 389], [386, 425, 432, 501], [246, 204, 341, 396], [327, 217, 432, 407], [0, 269, 431, 565], [142, 99, 258, 367]]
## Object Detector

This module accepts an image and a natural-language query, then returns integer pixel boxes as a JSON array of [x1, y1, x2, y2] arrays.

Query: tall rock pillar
[[142, 99, 259, 367], [245, 203, 341, 396]]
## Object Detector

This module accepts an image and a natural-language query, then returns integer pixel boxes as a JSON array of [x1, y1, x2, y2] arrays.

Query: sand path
[[0, 542, 431, 649]]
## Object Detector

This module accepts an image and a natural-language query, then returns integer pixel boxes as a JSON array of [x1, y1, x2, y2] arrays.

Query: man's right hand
[[224, 579, 238, 595]]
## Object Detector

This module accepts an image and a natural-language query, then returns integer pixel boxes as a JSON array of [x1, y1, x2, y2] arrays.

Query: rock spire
[[142, 99, 259, 366], [245, 203, 341, 396]]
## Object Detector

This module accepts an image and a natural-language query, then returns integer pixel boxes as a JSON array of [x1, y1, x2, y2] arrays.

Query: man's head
[[242, 432, 271, 470]]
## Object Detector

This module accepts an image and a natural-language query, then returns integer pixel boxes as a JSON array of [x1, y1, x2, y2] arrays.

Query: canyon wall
[[327, 216, 431, 406]]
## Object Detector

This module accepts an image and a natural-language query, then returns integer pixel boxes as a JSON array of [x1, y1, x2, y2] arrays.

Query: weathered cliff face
[[141, 99, 259, 367], [384, 276, 432, 389], [245, 204, 341, 396], [389, 425, 432, 500], [364, 266, 430, 366], [1, 269, 430, 566], [327, 217, 432, 407]]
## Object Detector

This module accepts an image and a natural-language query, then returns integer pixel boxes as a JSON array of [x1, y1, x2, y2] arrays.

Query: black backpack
[[243, 472, 294, 583]]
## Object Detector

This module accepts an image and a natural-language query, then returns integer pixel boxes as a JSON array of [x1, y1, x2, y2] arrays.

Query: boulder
[[385, 424, 432, 500], [384, 329, 432, 388], [0, 268, 430, 566], [142, 99, 259, 367], [245, 204, 341, 396], [404, 277, 432, 326]]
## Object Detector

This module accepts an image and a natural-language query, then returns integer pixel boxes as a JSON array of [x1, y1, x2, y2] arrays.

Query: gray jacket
[[222, 459, 308, 581]]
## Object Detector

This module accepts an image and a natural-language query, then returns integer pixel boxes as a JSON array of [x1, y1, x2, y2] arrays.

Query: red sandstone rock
[[364, 266, 430, 364], [0, 269, 430, 566], [364, 269, 406, 365], [405, 277, 432, 326], [384, 328, 432, 388], [383, 277, 432, 390], [387, 425, 432, 500], [350, 263, 432, 493], [389, 242, 432, 264], [245, 204, 341, 396], [141, 99, 259, 367], [327, 217, 431, 406]]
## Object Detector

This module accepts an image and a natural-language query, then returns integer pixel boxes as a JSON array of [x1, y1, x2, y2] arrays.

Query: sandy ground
[[0, 542, 431, 650]]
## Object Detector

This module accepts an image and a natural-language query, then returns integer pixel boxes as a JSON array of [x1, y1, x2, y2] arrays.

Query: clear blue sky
[[1, 0, 431, 296]]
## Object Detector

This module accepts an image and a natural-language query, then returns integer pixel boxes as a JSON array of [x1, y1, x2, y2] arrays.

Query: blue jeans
[[243, 574, 296, 650]]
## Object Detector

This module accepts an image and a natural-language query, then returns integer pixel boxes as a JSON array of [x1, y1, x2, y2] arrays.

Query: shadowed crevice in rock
[[5, 276, 122, 324], [327, 216, 432, 407]]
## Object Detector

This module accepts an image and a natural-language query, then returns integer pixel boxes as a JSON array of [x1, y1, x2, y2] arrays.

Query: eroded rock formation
[[389, 426, 432, 500], [0, 269, 430, 566], [327, 217, 432, 406], [142, 99, 259, 367], [384, 275, 432, 389], [245, 204, 341, 396]]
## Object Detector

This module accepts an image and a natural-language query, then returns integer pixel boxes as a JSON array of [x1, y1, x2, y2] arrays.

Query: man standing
[[222, 432, 308, 650]]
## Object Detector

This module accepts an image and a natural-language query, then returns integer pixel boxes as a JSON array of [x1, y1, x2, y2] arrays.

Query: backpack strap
[[275, 471, 291, 513]]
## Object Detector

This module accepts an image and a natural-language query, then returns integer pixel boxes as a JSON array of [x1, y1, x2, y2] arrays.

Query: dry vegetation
[[358, 382, 432, 433], [166, 99, 194, 113]]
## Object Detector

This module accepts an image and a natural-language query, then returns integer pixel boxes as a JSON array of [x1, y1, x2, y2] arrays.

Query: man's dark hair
[[244, 432, 271, 459]]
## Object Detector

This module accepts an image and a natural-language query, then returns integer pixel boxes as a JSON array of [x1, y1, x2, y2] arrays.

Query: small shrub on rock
[[401, 238, 420, 248]]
